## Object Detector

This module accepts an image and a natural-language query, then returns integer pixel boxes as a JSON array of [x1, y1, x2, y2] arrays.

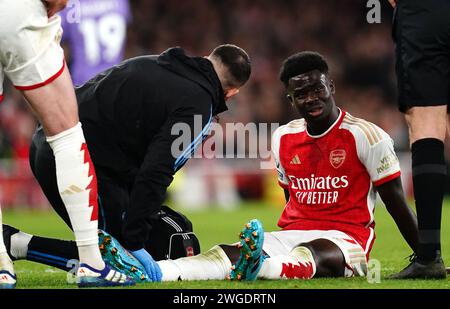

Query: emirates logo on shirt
[[289, 174, 348, 205], [330, 149, 346, 169]]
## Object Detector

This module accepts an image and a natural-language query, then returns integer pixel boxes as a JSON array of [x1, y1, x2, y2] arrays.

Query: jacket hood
[[157, 47, 227, 115]]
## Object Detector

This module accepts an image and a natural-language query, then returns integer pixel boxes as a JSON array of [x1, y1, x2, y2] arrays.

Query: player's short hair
[[210, 44, 251, 88], [279, 51, 329, 87]]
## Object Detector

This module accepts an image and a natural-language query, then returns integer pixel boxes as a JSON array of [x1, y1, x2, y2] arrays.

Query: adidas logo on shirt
[[290, 155, 301, 165]]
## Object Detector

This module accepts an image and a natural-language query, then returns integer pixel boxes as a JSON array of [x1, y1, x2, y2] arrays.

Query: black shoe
[[389, 253, 447, 279], [1, 225, 20, 261]]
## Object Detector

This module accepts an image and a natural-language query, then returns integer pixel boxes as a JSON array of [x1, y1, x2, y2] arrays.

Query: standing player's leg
[[0, 208, 16, 289], [29, 127, 73, 228], [2, 162, 148, 282], [0, 21, 15, 291], [405, 106, 447, 264], [23, 67, 107, 272], [3, 159, 138, 277], [391, 0, 448, 278], [390, 108, 448, 278], [0, 0, 133, 286], [29, 126, 137, 285]]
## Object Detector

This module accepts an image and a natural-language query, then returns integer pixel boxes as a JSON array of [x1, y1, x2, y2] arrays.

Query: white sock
[[0, 208, 14, 274], [258, 246, 316, 280], [46, 123, 104, 269], [157, 245, 232, 281], [0, 252, 14, 273], [0, 207, 6, 254], [9, 232, 32, 260]]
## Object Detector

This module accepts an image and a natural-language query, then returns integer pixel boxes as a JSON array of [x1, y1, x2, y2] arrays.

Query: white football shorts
[[0, 0, 65, 101], [263, 230, 368, 277]]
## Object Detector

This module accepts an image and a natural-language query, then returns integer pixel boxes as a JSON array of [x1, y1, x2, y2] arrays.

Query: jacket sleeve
[[122, 92, 213, 250]]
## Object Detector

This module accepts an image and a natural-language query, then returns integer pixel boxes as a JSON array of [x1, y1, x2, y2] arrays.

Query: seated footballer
[[2, 51, 418, 281], [151, 51, 419, 281]]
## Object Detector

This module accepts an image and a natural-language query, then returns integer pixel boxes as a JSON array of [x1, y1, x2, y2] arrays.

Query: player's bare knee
[[219, 244, 241, 264], [298, 239, 345, 277], [405, 107, 447, 142]]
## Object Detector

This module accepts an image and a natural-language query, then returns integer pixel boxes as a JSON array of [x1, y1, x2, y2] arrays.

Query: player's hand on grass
[[42, 0, 68, 18], [130, 248, 162, 282]]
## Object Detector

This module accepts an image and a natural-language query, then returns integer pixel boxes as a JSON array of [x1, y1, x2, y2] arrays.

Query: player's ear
[[224, 88, 239, 101], [286, 94, 294, 103], [329, 80, 336, 94]]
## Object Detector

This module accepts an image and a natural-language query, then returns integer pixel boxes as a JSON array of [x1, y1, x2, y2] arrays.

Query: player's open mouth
[[307, 106, 323, 117]]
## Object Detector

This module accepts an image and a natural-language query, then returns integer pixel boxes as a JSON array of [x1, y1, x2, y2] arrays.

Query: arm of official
[[122, 94, 212, 251], [377, 178, 418, 252]]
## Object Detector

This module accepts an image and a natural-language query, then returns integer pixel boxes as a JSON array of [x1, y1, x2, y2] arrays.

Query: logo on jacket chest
[[329, 149, 346, 169]]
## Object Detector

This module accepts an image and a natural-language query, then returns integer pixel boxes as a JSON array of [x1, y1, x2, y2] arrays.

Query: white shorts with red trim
[[0, 0, 65, 101], [263, 230, 368, 277]]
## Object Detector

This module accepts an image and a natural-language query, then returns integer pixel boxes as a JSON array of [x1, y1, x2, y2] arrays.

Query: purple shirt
[[60, 0, 131, 86]]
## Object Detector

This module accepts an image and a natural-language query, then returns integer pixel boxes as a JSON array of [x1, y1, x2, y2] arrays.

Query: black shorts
[[393, 0, 450, 113]]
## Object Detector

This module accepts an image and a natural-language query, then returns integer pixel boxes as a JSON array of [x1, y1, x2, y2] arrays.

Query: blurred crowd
[[127, 0, 407, 145], [0, 0, 449, 207]]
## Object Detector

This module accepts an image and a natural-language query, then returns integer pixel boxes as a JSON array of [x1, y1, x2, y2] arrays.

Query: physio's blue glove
[[130, 248, 162, 282]]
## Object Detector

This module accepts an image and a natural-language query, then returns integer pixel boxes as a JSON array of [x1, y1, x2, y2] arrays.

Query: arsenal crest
[[330, 149, 346, 169], [186, 246, 195, 257]]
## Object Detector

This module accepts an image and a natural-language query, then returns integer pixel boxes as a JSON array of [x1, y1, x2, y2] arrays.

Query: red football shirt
[[272, 109, 401, 255]]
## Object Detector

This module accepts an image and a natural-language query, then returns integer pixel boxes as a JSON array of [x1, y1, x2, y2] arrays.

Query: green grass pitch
[[4, 199, 450, 289]]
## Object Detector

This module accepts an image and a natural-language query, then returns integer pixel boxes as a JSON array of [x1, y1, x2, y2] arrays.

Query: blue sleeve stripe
[[173, 120, 211, 171], [173, 132, 207, 170], [175, 108, 213, 164], [173, 107, 213, 171], [175, 118, 212, 164]]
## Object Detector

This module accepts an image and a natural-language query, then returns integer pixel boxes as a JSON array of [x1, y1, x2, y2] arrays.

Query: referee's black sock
[[27, 236, 78, 272], [411, 138, 446, 264]]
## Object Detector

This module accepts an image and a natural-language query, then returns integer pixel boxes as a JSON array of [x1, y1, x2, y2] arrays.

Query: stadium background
[[0, 0, 449, 289]]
